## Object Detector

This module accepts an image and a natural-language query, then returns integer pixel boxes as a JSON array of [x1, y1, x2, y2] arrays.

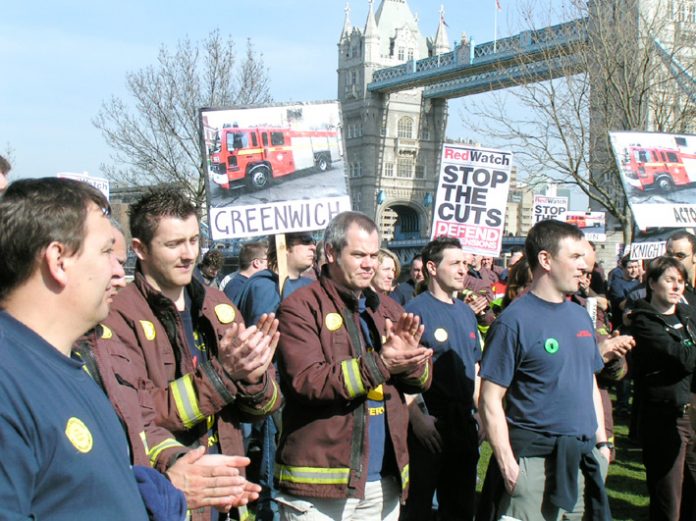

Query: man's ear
[[43, 241, 70, 289], [325, 243, 337, 264], [537, 250, 552, 272], [131, 238, 148, 261], [426, 259, 438, 278]]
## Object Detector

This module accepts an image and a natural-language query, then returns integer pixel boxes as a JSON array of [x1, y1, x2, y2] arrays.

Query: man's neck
[[143, 273, 186, 311], [428, 281, 455, 304], [3, 289, 83, 357], [286, 265, 305, 280], [529, 276, 565, 304]]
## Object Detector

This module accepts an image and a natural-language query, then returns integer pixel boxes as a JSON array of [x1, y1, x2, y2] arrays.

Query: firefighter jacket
[[73, 327, 184, 468], [100, 270, 281, 474], [274, 271, 432, 501]]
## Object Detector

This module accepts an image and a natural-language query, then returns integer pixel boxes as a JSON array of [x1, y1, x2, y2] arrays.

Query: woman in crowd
[[371, 248, 400, 295], [501, 255, 532, 309], [629, 256, 696, 520]]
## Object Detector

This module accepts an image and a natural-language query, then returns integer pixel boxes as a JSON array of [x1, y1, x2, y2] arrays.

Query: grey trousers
[[496, 447, 609, 521]]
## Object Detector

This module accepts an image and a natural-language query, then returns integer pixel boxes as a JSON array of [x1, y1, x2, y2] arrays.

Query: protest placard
[[57, 172, 110, 199], [430, 144, 512, 256], [199, 101, 349, 240], [609, 131, 696, 229], [629, 241, 666, 260], [565, 211, 606, 241], [533, 195, 568, 223]]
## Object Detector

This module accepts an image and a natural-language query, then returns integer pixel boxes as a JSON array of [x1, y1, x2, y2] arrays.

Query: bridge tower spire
[[433, 4, 450, 55], [337, 0, 448, 255]]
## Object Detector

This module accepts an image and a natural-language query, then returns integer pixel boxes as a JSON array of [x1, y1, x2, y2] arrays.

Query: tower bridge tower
[[338, 0, 450, 258]]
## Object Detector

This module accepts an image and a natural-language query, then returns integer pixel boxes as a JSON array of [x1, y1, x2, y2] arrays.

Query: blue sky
[[1, 0, 569, 186]]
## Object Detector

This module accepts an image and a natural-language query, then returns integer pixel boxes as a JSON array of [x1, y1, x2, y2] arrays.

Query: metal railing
[[368, 18, 588, 95]]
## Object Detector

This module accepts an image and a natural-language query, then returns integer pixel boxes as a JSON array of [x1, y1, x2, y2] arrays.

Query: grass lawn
[[476, 415, 650, 520]]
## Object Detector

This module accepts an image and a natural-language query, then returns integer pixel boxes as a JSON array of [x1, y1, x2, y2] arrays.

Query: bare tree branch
[[94, 30, 273, 210], [463, 0, 696, 243]]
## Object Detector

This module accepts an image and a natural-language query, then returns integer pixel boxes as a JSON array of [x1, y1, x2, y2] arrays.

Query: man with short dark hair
[[390, 254, 424, 305], [100, 186, 281, 521], [222, 240, 269, 301], [479, 219, 611, 520], [608, 256, 642, 328], [403, 237, 481, 521], [667, 230, 696, 301], [74, 223, 259, 512], [236, 232, 316, 326], [275, 211, 433, 520], [0, 178, 148, 519], [233, 231, 316, 521]]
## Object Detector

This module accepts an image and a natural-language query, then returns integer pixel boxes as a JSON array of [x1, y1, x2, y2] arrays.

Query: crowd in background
[[2, 164, 696, 521]]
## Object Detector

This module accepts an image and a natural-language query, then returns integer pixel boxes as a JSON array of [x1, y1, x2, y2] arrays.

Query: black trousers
[[640, 406, 696, 521], [402, 410, 479, 521]]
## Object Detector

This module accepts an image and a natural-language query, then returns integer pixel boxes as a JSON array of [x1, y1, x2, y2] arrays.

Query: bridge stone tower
[[338, 0, 449, 257]]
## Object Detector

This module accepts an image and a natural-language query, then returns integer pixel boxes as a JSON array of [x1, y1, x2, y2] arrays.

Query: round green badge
[[544, 338, 559, 354]]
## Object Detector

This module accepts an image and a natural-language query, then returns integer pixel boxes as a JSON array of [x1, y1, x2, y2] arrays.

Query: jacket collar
[[133, 266, 207, 318], [632, 298, 692, 325], [319, 264, 380, 313]]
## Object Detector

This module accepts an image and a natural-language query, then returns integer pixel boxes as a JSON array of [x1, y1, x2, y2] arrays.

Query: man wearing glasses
[[666, 230, 696, 306]]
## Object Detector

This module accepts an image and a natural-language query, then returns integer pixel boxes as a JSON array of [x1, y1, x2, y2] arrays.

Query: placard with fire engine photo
[[199, 101, 349, 240], [564, 211, 606, 242], [610, 131, 696, 229]]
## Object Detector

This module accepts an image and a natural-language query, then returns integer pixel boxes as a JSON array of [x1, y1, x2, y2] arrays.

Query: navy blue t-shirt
[[357, 297, 388, 482], [480, 292, 604, 437], [406, 292, 481, 415], [0, 312, 147, 520], [390, 280, 417, 306]]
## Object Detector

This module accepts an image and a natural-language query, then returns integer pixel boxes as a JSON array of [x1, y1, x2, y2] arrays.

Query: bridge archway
[[378, 201, 427, 243]]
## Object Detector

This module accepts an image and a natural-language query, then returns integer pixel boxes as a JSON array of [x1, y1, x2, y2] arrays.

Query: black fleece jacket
[[630, 300, 696, 406]]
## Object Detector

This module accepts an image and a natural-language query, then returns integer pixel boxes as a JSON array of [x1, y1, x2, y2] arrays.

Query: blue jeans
[[254, 416, 279, 521]]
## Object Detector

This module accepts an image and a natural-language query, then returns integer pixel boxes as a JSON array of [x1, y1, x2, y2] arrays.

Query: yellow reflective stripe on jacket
[[170, 374, 205, 429], [418, 363, 429, 386], [147, 438, 184, 467], [275, 465, 351, 485], [341, 358, 366, 398], [139, 431, 149, 454], [401, 464, 410, 488], [238, 505, 250, 521], [238, 379, 280, 416]]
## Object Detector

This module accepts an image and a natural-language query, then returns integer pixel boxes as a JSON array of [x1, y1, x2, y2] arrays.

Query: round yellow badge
[[65, 417, 93, 454], [100, 324, 113, 340], [325, 313, 343, 332], [434, 328, 448, 342], [139, 320, 156, 341], [215, 304, 236, 324]]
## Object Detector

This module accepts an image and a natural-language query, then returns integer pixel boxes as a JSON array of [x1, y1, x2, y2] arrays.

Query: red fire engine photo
[[619, 135, 696, 194], [209, 125, 341, 191]]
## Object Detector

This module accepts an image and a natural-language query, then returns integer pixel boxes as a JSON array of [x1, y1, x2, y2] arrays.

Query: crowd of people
[[1, 167, 696, 521]]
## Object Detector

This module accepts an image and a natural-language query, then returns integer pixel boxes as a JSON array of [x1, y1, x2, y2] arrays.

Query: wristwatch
[[595, 441, 614, 450]]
